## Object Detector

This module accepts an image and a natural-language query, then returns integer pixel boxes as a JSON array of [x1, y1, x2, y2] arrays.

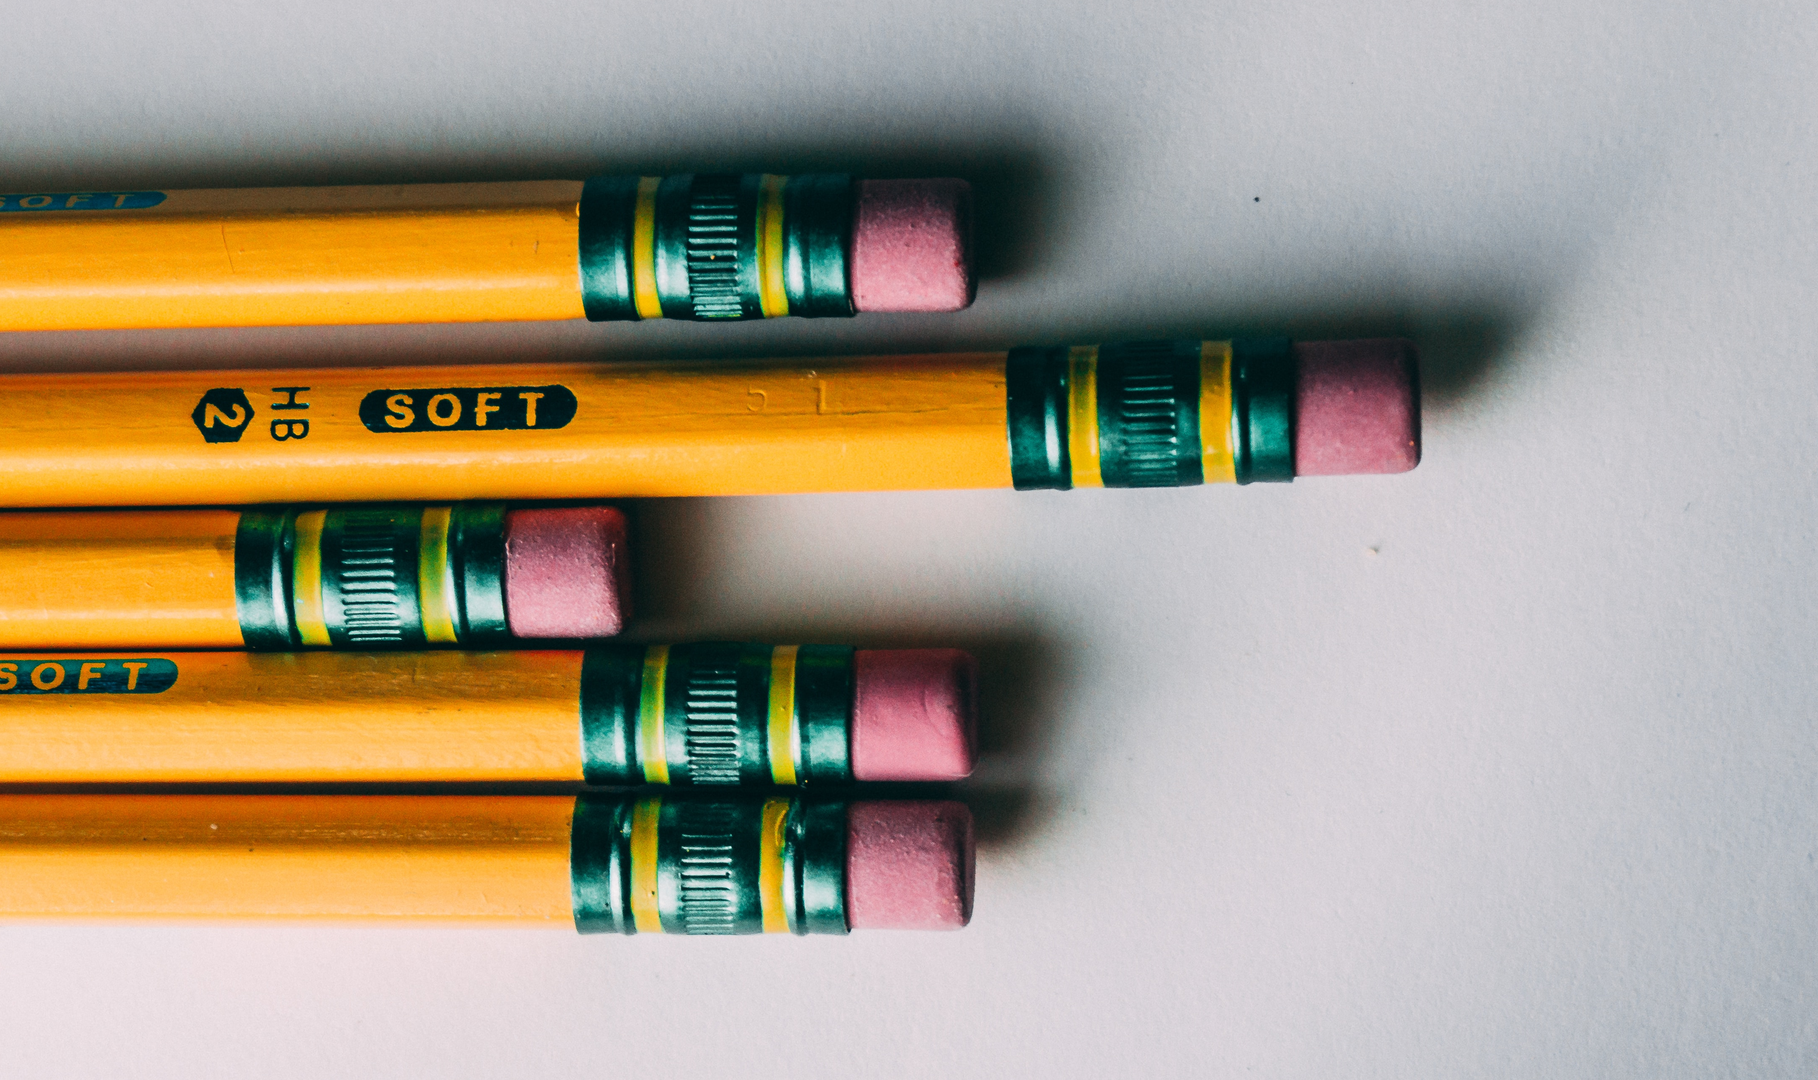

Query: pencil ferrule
[[1005, 337, 1298, 491], [577, 173, 854, 322], [569, 793, 849, 936], [232, 503, 510, 650], [577, 643, 854, 787]]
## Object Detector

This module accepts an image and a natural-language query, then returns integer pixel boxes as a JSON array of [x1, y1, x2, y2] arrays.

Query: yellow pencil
[[0, 503, 635, 648], [0, 644, 976, 785], [0, 175, 971, 330], [0, 794, 973, 933], [0, 337, 1418, 507]]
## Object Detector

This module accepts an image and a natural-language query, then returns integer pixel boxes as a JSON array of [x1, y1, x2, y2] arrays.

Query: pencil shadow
[[1400, 310, 1524, 411]]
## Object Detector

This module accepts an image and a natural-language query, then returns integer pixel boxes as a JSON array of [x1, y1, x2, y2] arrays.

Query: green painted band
[[448, 503, 509, 645], [577, 645, 644, 785], [1005, 345, 1071, 490], [233, 509, 295, 651], [576, 176, 640, 321], [569, 794, 633, 934], [1006, 337, 1302, 490], [1231, 337, 1296, 484], [783, 173, 855, 317], [795, 644, 855, 783], [785, 798, 850, 935]]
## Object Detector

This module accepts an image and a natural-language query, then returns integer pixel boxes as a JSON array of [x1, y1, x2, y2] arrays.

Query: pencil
[[0, 337, 1418, 507], [0, 794, 973, 932], [0, 645, 975, 784], [0, 175, 971, 330], [0, 504, 632, 648]]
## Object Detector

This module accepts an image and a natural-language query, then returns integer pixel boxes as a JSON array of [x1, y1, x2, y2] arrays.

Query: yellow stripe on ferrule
[[416, 506, 459, 644], [631, 177, 662, 320], [1200, 341, 1237, 484], [759, 797, 791, 933], [768, 645, 800, 785], [628, 796, 663, 934], [757, 175, 790, 319], [290, 510, 330, 647], [1067, 346, 1103, 488], [637, 645, 671, 784]]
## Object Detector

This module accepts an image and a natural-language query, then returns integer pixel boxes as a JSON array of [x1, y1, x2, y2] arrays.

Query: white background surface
[[0, 1, 1814, 1076]]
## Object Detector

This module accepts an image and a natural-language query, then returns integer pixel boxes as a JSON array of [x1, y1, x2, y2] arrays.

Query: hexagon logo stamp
[[191, 388, 254, 443]]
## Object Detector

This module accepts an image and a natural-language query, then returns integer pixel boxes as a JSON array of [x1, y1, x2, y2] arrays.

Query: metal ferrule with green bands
[[233, 503, 510, 650], [577, 642, 855, 787], [570, 793, 849, 935], [577, 173, 855, 321], [1006, 337, 1297, 490]]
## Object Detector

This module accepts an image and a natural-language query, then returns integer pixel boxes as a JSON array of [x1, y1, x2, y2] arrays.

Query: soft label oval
[[0, 192, 167, 212], [358, 386, 577, 433], [0, 658, 177, 694]]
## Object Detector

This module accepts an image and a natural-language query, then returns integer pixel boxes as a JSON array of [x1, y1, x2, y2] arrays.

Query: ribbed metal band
[[654, 174, 756, 320], [569, 793, 849, 936], [576, 176, 641, 321], [1231, 337, 1296, 484], [661, 642, 772, 784], [577, 643, 856, 785], [233, 509, 296, 650], [1096, 340, 1204, 488], [782, 173, 855, 317], [317, 508, 425, 647], [447, 502, 509, 645], [658, 798, 763, 934], [1005, 345, 1072, 490]]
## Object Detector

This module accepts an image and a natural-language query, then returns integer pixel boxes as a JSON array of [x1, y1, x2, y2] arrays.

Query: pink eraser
[[850, 179, 974, 313], [502, 506, 630, 639], [1294, 338, 1421, 476], [846, 800, 975, 931], [851, 649, 978, 782]]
